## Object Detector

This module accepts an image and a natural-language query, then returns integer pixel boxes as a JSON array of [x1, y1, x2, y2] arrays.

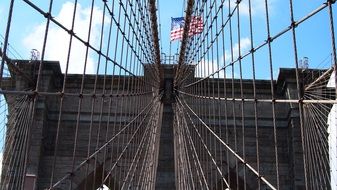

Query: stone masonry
[[0, 61, 314, 189]]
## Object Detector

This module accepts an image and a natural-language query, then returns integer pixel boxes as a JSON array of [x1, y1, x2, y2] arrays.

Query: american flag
[[170, 16, 203, 41]]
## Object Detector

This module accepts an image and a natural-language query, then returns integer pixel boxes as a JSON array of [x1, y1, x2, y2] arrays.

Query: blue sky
[[0, 0, 336, 79], [159, 0, 336, 79], [0, 0, 336, 187]]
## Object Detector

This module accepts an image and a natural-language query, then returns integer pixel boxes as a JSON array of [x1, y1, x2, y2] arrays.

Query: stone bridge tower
[[1, 60, 325, 190]]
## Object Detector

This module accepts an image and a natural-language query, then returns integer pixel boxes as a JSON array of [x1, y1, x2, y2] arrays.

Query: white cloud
[[23, 2, 105, 74], [224, 37, 251, 62], [0, 6, 6, 34], [224, 0, 276, 17], [195, 59, 223, 78], [195, 37, 251, 78]]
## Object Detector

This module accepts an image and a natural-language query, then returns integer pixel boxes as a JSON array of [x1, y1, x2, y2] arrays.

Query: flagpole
[[170, 17, 173, 64], [169, 41, 172, 64]]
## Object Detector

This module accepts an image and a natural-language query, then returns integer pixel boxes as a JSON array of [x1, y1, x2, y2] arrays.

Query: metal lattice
[[0, 0, 336, 189]]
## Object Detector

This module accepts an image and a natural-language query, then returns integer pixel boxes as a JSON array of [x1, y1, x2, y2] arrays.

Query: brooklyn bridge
[[0, 0, 336, 189]]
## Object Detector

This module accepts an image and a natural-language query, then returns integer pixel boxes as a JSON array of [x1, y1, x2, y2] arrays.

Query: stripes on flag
[[170, 16, 203, 41]]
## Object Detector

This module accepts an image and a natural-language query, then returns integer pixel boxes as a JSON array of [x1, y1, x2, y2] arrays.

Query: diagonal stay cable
[[102, 98, 160, 185], [181, 2, 332, 89], [177, 89, 230, 188], [49, 95, 158, 189], [21, 0, 155, 88], [176, 95, 277, 190]]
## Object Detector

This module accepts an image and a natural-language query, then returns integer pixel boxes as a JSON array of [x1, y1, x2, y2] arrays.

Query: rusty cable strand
[[177, 95, 277, 190], [175, 0, 195, 84], [180, 2, 331, 89], [0, 0, 15, 84], [21, 0, 155, 88], [49, 96, 157, 189], [176, 94, 229, 189], [149, 0, 163, 84]]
